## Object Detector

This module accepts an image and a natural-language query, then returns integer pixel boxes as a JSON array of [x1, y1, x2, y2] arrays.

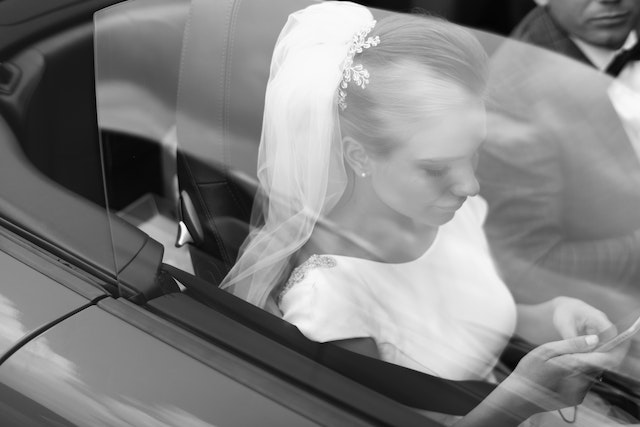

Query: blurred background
[[345, 0, 536, 35]]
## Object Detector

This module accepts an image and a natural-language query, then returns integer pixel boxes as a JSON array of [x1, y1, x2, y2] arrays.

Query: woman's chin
[[425, 208, 458, 225]]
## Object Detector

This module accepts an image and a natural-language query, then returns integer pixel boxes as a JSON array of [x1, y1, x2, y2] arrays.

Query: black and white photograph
[[1, 0, 640, 425]]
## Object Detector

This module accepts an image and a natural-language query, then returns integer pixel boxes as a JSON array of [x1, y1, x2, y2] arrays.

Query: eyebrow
[[416, 142, 485, 164], [416, 156, 466, 164]]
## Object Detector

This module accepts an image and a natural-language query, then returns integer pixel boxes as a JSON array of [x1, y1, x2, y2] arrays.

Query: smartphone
[[595, 313, 640, 352]]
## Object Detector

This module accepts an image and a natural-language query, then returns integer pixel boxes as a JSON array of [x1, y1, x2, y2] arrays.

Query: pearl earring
[[360, 172, 367, 178]]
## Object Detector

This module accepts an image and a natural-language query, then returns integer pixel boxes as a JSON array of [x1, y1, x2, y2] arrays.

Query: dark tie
[[606, 43, 640, 77]]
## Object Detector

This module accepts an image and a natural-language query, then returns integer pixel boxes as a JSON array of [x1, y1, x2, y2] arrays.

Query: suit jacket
[[510, 6, 593, 66], [477, 8, 640, 314]]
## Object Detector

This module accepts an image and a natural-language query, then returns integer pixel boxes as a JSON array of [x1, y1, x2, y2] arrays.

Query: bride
[[221, 1, 632, 425]]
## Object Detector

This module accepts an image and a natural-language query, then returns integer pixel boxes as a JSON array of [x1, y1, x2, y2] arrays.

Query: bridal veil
[[220, 2, 376, 309]]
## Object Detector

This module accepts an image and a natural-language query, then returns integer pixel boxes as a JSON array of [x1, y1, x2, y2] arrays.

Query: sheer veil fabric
[[220, 2, 376, 310]]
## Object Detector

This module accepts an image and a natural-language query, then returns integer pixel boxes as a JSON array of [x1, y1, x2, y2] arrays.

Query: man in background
[[478, 0, 640, 319], [512, 0, 640, 80]]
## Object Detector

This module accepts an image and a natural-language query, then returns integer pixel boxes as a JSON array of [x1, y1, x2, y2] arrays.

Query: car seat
[[174, 0, 316, 281]]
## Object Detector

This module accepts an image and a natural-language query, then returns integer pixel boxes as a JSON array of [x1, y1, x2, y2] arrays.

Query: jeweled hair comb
[[337, 20, 380, 111]]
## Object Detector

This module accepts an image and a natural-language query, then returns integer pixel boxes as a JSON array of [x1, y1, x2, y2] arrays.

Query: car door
[[0, 2, 443, 426], [0, 235, 333, 426]]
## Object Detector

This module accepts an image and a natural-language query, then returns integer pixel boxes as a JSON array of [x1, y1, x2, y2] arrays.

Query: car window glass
[[94, 0, 192, 283], [0, 18, 121, 286], [94, 0, 640, 423]]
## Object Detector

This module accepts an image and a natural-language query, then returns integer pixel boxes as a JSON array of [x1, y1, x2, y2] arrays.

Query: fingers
[[554, 352, 609, 376], [595, 324, 618, 344], [579, 346, 627, 369], [554, 315, 580, 339], [554, 303, 612, 339], [552, 347, 624, 377], [583, 311, 614, 336], [536, 335, 600, 360]]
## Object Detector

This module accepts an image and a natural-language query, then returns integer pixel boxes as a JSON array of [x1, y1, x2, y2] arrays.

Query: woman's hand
[[552, 296, 612, 338], [552, 297, 628, 367], [517, 298, 612, 346], [504, 335, 608, 413], [459, 335, 622, 426]]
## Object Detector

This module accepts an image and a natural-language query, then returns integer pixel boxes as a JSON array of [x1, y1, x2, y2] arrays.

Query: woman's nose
[[450, 169, 480, 198]]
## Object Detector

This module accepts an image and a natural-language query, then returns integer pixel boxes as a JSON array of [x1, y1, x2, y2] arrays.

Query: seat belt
[[163, 263, 496, 415]]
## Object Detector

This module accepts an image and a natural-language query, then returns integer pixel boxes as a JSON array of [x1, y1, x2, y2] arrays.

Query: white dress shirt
[[572, 32, 640, 157]]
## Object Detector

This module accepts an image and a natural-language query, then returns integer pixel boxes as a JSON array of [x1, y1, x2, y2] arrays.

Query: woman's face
[[368, 103, 486, 227]]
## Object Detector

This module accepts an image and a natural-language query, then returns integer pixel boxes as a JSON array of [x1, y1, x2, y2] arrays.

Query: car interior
[[96, 0, 504, 415], [1, 0, 639, 422], [0, 0, 171, 303]]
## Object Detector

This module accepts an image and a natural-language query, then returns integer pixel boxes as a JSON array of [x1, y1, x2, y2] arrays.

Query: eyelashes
[[422, 154, 479, 178], [423, 167, 449, 178]]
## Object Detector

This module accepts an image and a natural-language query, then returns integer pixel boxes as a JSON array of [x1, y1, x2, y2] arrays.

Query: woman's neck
[[310, 181, 439, 263]]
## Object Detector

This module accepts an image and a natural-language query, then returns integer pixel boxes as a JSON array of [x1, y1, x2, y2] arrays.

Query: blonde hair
[[338, 14, 488, 157]]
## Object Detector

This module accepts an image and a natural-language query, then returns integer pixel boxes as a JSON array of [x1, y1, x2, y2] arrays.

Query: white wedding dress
[[279, 196, 638, 426], [279, 196, 517, 381]]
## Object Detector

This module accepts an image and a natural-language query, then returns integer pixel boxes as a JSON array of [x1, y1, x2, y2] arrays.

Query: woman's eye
[[424, 167, 448, 178]]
